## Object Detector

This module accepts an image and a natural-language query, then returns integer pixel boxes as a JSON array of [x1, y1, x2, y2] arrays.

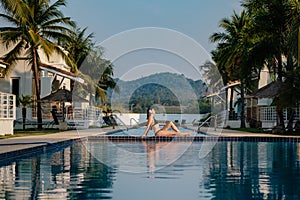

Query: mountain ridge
[[107, 72, 208, 113]]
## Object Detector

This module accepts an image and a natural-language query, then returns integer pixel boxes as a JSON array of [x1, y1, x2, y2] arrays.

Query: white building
[[0, 60, 15, 135], [0, 44, 101, 130]]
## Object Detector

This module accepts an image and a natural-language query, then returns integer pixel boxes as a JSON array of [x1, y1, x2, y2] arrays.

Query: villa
[[0, 44, 101, 132], [212, 65, 300, 129]]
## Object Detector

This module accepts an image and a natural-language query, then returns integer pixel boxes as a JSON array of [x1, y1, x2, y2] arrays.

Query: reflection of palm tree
[[0, 0, 75, 128], [30, 158, 41, 200], [67, 142, 115, 199]]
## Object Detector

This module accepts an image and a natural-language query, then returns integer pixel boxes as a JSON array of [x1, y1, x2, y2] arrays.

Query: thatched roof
[[41, 88, 88, 102], [249, 81, 281, 98]]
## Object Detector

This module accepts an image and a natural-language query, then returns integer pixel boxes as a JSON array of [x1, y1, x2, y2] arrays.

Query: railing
[[112, 114, 129, 130], [196, 114, 221, 131], [0, 92, 15, 119], [28, 105, 102, 121], [130, 118, 139, 127]]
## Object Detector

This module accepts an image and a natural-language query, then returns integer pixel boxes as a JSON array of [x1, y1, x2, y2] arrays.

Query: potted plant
[[18, 95, 33, 130]]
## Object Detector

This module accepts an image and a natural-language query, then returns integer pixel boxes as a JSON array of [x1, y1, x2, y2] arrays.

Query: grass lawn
[[0, 129, 62, 139], [226, 127, 272, 134], [226, 127, 300, 135]]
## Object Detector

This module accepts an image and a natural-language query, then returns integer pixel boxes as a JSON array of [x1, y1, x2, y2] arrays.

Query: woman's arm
[[142, 118, 153, 137]]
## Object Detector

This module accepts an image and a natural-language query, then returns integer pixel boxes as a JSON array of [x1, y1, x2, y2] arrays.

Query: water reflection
[[0, 141, 300, 199], [201, 142, 300, 199], [0, 142, 115, 200]]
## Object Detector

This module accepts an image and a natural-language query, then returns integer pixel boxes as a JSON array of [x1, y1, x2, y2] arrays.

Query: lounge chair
[[103, 115, 118, 126]]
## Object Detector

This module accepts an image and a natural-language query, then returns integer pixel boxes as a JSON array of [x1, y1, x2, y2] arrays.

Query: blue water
[[1, 141, 300, 199], [109, 126, 199, 136]]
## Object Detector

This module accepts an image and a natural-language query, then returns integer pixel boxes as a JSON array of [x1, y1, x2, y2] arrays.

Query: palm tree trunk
[[32, 48, 43, 129], [229, 88, 234, 119], [240, 82, 246, 128], [277, 54, 285, 128], [298, 27, 300, 67], [286, 108, 294, 132], [22, 107, 26, 130]]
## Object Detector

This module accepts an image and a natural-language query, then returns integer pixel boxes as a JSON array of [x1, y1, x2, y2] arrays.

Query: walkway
[[0, 127, 116, 160]]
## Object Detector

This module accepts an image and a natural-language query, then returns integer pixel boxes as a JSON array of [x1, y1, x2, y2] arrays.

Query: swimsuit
[[151, 117, 160, 135]]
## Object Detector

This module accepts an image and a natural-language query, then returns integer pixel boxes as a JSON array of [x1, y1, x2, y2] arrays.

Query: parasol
[[41, 88, 88, 121], [41, 88, 88, 102]]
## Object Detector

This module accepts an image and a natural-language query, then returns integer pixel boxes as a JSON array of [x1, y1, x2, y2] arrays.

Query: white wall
[[113, 113, 205, 126], [259, 65, 274, 89]]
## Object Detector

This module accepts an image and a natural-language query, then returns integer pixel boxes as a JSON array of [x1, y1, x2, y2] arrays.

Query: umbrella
[[41, 88, 88, 122], [41, 88, 88, 102]]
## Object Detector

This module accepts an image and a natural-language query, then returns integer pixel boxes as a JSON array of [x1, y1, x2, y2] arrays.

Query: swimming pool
[[1, 139, 300, 199], [107, 126, 201, 136]]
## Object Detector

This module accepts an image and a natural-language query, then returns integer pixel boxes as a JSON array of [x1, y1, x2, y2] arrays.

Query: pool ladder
[[111, 114, 129, 131], [196, 114, 219, 132], [130, 118, 139, 127]]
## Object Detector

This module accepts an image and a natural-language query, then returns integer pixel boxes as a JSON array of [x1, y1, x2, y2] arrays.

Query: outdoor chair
[[103, 115, 118, 126]]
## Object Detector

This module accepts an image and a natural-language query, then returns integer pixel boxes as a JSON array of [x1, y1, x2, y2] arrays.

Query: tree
[[78, 47, 118, 107], [61, 26, 94, 91], [0, 0, 75, 128], [210, 11, 259, 128], [242, 0, 300, 128], [18, 94, 33, 130]]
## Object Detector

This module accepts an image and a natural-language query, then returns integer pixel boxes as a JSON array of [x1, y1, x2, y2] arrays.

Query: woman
[[142, 107, 193, 137]]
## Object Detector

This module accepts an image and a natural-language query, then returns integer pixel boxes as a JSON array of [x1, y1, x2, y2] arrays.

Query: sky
[[6, 1, 243, 81], [62, 0, 242, 52]]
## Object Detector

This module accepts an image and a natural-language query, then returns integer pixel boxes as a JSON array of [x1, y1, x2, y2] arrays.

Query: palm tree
[[61, 26, 94, 91], [242, 0, 300, 128], [78, 47, 119, 107], [0, 0, 75, 128], [18, 94, 33, 130], [210, 11, 259, 128], [64, 27, 95, 69]]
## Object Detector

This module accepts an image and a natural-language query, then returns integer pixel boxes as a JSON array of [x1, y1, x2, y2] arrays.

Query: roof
[[249, 81, 281, 98], [206, 80, 240, 98], [41, 88, 88, 102], [39, 62, 84, 84], [0, 60, 8, 69], [220, 80, 240, 91]]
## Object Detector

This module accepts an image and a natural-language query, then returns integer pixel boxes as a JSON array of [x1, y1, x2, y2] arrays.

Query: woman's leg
[[155, 130, 193, 136], [155, 130, 177, 136], [161, 121, 180, 132]]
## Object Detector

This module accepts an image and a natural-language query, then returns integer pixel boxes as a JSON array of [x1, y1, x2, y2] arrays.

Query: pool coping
[[1, 127, 300, 162], [0, 127, 115, 162], [88, 135, 300, 143]]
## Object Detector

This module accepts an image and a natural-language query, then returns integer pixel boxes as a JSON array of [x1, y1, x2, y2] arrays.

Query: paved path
[[192, 126, 300, 138], [0, 127, 116, 156]]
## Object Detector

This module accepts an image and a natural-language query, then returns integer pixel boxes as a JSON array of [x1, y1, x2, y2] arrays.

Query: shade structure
[[41, 88, 88, 123], [41, 88, 88, 103]]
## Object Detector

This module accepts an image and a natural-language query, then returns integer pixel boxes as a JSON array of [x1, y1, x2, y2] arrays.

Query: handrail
[[197, 115, 218, 132], [130, 118, 139, 127], [112, 114, 129, 131]]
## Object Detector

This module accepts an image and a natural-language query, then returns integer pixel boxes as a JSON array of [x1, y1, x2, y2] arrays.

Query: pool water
[[109, 126, 200, 136], [1, 140, 300, 200]]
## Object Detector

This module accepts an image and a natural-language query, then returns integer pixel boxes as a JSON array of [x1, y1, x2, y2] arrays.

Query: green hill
[[107, 72, 208, 113]]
